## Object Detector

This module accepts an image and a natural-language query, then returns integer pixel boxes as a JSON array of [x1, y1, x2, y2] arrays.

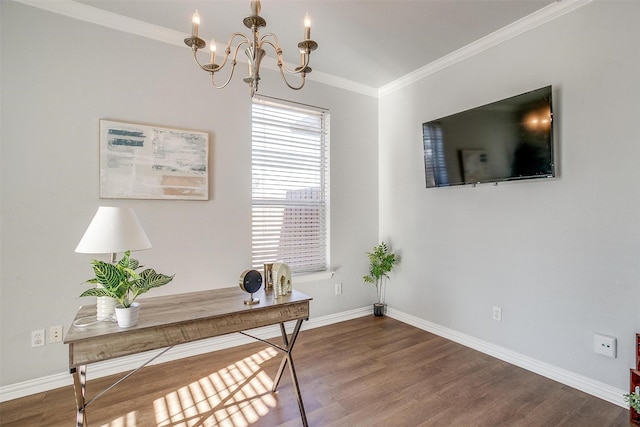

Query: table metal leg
[[271, 323, 290, 391], [71, 365, 87, 427], [69, 346, 173, 426], [271, 319, 308, 427]]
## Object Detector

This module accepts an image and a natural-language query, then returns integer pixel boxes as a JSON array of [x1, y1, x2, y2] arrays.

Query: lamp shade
[[75, 207, 152, 254]]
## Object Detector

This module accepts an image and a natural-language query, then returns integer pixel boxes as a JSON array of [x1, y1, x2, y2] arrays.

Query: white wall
[[2, 0, 638, 403], [0, 1, 378, 387], [379, 0, 640, 393]]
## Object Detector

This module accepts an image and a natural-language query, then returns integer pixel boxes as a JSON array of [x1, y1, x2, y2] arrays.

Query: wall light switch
[[49, 325, 63, 343]]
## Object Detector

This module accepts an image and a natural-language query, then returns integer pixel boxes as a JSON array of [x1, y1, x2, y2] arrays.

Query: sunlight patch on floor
[[99, 410, 137, 426], [154, 347, 279, 427]]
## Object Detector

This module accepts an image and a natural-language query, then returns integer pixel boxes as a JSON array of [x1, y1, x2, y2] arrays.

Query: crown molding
[[11, 0, 378, 97], [13, 0, 186, 48], [12, 0, 591, 98], [378, 0, 593, 97], [307, 69, 379, 97]]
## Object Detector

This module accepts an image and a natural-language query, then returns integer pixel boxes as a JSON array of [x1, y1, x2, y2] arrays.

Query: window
[[422, 122, 449, 187], [251, 96, 330, 275]]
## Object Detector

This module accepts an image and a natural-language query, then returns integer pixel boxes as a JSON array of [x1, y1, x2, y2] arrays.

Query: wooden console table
[[64, 287, 312, 427]]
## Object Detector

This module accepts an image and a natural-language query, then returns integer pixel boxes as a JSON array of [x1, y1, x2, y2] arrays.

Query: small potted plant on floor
[[80, 250, 174, 328], [363, 241, 397, 317]]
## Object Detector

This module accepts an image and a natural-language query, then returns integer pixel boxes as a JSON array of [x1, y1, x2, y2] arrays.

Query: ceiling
[[73, 0, 556, 90]]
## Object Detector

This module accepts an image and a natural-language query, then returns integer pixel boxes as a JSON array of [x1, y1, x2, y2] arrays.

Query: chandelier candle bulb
[[210, 39, 216, 64], [192, 10, 200, 38], [304, 13, 311, 40], [251, 0, 260, 16]]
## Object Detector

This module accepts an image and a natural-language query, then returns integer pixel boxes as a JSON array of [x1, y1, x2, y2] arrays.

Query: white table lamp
[[76, 206, 152, 321]]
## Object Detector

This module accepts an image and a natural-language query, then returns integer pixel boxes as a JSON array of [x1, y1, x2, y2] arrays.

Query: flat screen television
[[422, 86, 555, 188]]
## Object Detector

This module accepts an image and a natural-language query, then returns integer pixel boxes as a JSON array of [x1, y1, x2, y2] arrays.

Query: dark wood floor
[[0, 316, 630, 426]]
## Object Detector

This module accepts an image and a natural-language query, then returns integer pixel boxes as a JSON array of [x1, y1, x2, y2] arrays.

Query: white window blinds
[[251, 97, 330, 274], [423, 122, 449, 187]]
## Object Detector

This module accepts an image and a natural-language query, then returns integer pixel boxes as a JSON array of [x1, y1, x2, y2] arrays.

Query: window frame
[[251, 96, 330, 276]]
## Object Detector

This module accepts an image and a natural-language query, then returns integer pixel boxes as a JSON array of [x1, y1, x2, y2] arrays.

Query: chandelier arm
[[191, 49, 217, 73], [260, 32, 281, 47], [210, 33, 250, 72], [189, 37, 242, 74], [277, 64, 306, 90], [206, 37, 248, 89], [261, 34, 311, 75], [209, 59, 239, 89], [284, 51, 310, 75]]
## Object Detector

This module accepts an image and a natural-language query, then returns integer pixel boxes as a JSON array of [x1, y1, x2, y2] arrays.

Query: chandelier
[[184, 0, 318, 97]]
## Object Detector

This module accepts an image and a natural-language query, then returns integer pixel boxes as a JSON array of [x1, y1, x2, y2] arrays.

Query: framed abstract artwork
[[99, 120, 209, 200]]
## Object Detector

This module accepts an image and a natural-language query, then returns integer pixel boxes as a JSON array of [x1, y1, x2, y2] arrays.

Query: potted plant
[[626, 386, 640, 424], [363, 241, 397, 316], [80, 250, 174, 328]]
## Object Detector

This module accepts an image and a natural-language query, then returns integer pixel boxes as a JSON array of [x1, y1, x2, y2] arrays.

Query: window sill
[[293, 270, 335, 283]]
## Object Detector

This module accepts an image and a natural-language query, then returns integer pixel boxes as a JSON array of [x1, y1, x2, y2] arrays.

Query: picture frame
[[460, 149, 489, 184], [99, 120, 209, 200]]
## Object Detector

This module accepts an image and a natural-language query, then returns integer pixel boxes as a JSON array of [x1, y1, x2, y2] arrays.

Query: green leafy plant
[[363, 241, 397, 304], [625, 389, 640, 413], [80, 250, 174, 308]]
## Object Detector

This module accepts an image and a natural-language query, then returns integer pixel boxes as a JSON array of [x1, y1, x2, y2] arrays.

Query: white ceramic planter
[[96, 296, 117, 321], [114, 302, 140, 328]]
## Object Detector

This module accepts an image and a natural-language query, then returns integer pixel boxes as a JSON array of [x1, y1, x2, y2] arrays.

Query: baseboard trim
[[1, 305, 627, 409], [386, 307, 627, 408], [0, 306, 371, 402]]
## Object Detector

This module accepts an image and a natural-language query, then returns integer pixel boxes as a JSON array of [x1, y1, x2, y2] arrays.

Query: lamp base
[[96, 295, 117, 321]]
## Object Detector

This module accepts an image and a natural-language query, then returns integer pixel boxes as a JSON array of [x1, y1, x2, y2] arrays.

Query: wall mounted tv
[[422, 86, 555, 188]]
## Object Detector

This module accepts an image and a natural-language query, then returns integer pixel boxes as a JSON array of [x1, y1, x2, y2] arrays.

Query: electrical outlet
[[492, 306, 502, 322], [49, 325, 63, 343], [594, 333, 616, 358], [31, 330, 45, 347], [335, 283, 342, 295]]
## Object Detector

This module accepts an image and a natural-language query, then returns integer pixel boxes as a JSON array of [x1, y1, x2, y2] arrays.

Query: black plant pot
[[373, 303, 385, 317]]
